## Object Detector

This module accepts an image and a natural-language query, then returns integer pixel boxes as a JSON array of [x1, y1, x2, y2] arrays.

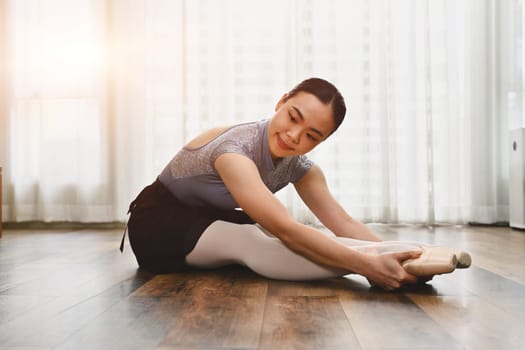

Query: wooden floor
[[0, 224, 524, 350]]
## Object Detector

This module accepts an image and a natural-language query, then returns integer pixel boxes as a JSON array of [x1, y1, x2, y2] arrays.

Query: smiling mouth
[[277, 135, 294, 151]]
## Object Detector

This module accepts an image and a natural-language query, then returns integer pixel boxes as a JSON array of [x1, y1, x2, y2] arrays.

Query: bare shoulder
[[185, 125, 232, 149]]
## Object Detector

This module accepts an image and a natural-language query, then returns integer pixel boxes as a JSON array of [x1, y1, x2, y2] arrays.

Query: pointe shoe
[[402, 246, 458, 276], [455, 250, 472, 269]]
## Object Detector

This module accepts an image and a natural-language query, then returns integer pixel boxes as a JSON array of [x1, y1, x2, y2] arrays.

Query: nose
[[287, 127, 300, 144]]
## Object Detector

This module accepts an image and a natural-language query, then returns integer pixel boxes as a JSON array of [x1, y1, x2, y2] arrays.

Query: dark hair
[[286, 77, 346, 135]]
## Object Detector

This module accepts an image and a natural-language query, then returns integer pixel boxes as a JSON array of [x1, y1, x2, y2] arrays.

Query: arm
[[294, 164, 382, 242], [215, 153, 419, 289]]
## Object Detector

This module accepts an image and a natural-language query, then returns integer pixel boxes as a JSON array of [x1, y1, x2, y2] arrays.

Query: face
[[268, 91, 335, 160]]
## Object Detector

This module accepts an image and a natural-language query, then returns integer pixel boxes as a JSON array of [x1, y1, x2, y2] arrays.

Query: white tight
[[185, 220, 425, 281]]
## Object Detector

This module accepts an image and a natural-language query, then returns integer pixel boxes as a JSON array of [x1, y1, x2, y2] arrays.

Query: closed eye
[[307, 134, 318, 142]]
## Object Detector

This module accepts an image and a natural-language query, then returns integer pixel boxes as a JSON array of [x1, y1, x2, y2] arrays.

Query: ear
[[275, 93, 289, 111]]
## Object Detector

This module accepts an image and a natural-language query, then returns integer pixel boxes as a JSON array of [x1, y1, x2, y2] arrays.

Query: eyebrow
[[292, 106, 325, 138]]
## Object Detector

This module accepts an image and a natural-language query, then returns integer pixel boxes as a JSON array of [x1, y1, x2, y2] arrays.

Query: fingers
[[366, 251, 424, 291], [385, 251, 422, 289], [395, 250, 421, 285], [402, 271, 419, 284], [376, 273, 417, 290], [395, 250, 422, 262]]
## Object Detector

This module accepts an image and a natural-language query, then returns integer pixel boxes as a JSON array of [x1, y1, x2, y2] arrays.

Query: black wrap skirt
[[127, 178, 254, 273]]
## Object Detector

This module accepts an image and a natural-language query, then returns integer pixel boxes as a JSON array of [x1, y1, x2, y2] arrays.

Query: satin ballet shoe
[[402, 246, 458, 276], [455, 250, 472, 269]]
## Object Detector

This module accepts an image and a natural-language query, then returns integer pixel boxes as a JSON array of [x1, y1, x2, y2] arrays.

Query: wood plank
[[429, 266, 525, 324], [266, 279, 338, 297], [459, 228, 525, 284], [338, 292, 463, 350], [259, 295, 361, 350], [150, 269, 268, 349], [0, 229, 154, 349], [447, 265, 525, 297], [0, 294, 121, 348], [0, 295, 53, 325], [409, 294, 525, 350], [54, 296, 187, 350]]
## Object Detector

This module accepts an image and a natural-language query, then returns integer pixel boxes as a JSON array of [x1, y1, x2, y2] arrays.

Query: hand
[[363, 250, 422, 291]]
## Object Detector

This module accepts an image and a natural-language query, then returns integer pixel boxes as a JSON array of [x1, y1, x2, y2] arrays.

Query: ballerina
[[126, 77, 471, 290]]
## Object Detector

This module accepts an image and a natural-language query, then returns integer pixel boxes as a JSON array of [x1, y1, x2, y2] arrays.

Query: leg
[[185, 221, 348, 281], [185, 221, 470, 280]]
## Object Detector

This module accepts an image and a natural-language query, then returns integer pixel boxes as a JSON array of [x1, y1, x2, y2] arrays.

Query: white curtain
[[0, 0, 513, 224]]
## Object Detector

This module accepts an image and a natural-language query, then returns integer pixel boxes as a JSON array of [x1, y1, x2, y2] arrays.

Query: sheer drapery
[[0, 0, 512, 224]]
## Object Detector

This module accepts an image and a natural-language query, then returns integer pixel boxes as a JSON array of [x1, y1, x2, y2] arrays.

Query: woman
[[125, 78, 470, 291]]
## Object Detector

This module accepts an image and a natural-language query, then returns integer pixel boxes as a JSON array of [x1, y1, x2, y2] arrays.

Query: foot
[[402, 246, 459, 276]]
